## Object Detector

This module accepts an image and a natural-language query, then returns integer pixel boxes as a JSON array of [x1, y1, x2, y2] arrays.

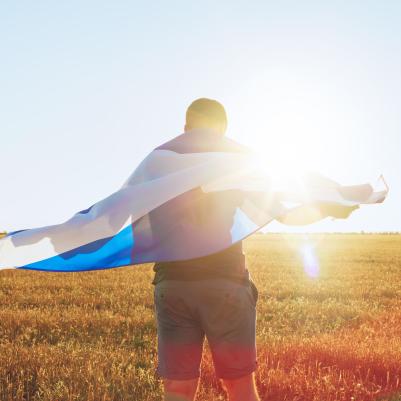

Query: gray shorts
[[154, 278, 258, 380]]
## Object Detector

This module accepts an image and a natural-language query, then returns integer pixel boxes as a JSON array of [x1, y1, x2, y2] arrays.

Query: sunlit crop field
[[0, 234, 400, 401]]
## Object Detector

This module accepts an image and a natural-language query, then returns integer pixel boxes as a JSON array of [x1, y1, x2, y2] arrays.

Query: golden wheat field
[[0, 234, 400, 401]]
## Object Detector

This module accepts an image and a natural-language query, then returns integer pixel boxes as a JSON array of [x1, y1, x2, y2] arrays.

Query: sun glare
[[241, 106, 325, 187], [230, 72, 348, 186], [301, 243, 320, 278]]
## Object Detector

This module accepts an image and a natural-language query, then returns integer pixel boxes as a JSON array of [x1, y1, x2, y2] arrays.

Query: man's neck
[[184, 127, 225, 136]]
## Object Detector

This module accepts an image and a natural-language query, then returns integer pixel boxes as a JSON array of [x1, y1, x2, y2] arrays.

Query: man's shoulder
[[156, 131, 253, 155]]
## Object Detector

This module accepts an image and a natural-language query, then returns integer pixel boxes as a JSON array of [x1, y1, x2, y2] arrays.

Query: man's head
[[185, 98, 227, 135]]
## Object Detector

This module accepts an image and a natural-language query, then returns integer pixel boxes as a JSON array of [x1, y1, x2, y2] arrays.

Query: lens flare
[[301, 244, 319, 278]]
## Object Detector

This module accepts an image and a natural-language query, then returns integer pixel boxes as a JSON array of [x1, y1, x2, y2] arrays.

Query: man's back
[[149, 128, 251, 285]]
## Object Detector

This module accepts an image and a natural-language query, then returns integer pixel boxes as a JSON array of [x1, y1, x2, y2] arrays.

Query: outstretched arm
[[276, 203, 359, 226]]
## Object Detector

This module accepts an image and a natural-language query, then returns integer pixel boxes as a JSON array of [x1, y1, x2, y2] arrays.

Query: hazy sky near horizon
[[1, 1, 400, 233]]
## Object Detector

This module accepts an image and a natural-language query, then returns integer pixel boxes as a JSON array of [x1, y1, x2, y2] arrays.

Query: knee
[[221, 373, 260, 401], [221, 375, 247, 393], [163, 378, 199, 400]]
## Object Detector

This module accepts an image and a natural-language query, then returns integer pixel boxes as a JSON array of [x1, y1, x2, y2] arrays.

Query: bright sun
[[228, 73, 350, 185]]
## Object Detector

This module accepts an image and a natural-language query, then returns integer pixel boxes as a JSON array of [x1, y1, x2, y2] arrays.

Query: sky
[[1, 1, 400, 233]]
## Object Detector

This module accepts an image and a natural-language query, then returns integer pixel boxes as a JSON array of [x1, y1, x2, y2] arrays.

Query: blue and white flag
[[0, 129, 388, 272]]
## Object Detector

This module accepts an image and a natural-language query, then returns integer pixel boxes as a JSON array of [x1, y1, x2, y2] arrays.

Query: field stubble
[[0, 234, 400, 400]]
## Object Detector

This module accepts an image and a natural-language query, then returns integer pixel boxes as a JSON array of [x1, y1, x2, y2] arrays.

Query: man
[[152, 98, 261, 401]]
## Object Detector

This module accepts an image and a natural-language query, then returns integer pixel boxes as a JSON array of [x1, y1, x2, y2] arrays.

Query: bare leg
[[222, 373, 260, 401], [163, 378, 199, 401]]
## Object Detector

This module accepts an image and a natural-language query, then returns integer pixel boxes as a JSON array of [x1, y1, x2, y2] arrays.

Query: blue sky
[[1, 1, 400, 232]]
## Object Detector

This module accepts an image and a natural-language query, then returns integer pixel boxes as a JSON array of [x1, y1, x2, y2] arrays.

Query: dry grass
[[0, 234, 400, 400]]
